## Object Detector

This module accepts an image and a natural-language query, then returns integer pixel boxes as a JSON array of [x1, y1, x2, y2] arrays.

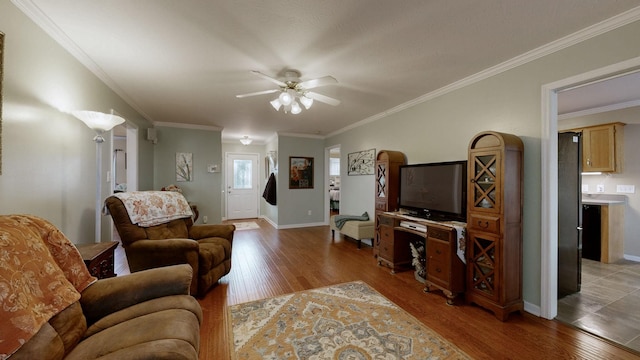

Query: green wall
[[154, 126, 223, 224]]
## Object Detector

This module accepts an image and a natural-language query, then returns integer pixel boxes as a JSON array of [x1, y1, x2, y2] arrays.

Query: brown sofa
[[105, 192, 235, 297], [1, 215, 202, 360]]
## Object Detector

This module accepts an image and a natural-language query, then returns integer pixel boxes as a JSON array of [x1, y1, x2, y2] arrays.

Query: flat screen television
[[398, 160, 467, 222]]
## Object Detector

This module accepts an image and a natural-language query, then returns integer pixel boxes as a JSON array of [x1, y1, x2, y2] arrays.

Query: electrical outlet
[[203, 216, 208, 224], [581, 184, 589, 193], [596, 184, 605, 193], [307, 210, 312, 216]]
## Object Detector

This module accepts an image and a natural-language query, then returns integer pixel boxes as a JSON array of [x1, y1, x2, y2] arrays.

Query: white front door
[[226, 153, 259, 220]]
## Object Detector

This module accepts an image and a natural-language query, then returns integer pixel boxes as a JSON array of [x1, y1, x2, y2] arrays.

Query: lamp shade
[[290, 101, 301, 114], [72, 110, 125, 133], [299, 95, 313, 109], [279, 91, 293, 106], [270, 98, 282, 111]]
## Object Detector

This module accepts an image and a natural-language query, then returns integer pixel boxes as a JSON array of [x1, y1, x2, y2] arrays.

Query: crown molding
[[558, 99, 640, 120], [329, 5, 640, 138], [277, 132, 325, 139], [12, 0, 152, 121], [154, 122, 223, 131]]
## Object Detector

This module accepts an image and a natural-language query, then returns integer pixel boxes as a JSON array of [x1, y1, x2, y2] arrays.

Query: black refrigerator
[[558, 132, 583, 298]]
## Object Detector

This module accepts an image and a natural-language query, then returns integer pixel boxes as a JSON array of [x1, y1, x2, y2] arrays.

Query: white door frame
[[225, 152, 260, 220], [540, 56, 640, 319], [324, 144, 341, 224], [109, 123, 138, 241]]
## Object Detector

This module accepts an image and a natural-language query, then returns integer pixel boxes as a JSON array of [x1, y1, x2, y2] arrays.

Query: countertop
[[582, 199, 625, 205], [582, 194, 626, 205]]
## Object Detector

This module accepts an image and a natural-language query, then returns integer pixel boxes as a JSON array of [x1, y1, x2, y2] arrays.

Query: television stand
[[376, 212, 466, 305]]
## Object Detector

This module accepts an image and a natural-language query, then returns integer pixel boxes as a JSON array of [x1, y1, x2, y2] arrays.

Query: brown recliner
[[105, 193, 235, 297], [1, 214, 201, 360]]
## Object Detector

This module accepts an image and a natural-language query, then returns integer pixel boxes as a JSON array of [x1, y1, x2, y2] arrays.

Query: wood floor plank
[[116, 219, 639, 359]]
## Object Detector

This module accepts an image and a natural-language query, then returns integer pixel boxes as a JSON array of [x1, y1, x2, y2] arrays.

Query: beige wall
[[0, 2, 154, 243], [327, 20, 640, 308]]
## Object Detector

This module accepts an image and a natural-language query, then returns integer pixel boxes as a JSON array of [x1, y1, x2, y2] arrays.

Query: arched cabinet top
[[469, 131, 523, 152], [376, 150, 405, 162]]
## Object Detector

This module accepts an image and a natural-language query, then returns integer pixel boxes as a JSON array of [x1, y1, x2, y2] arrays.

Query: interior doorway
[[542, 56, 640, 321], [325, 145, 341, 223]]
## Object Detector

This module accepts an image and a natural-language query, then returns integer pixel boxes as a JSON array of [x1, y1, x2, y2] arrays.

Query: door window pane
[[330, 158, 340, 176], [234, 159, 252, 189]]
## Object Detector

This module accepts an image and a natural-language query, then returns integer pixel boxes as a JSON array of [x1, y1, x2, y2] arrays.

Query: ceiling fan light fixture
[[291, 101, 302, 114], [240, 136, 253, 145], [237, 70, 339, 115], [279, 91, 293, 106], [299, 95, 313, 109], [270, 98, 282, 111]]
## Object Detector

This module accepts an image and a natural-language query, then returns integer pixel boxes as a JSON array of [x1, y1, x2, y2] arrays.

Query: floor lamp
[[72, 110, 125, 243]]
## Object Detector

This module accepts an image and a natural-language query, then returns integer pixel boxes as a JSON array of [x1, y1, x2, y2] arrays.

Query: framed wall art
[[347, 148, 375, 176], [289, 156, 313, 189], [176, 152, 193, 182]]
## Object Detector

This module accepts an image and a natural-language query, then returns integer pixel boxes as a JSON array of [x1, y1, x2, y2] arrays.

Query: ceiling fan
[[236, 70, 340, 114]]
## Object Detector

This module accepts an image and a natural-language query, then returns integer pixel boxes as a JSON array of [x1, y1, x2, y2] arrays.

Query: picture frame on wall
[[347, 148, 375, 176], [289, 156, 313, 189], [176, 152, 193, 182]]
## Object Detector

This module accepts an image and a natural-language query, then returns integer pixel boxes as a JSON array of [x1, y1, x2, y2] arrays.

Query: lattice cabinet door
[[468, 231, 500, 302], [469, 150, 502, 213], [375, 161, 388, 210]]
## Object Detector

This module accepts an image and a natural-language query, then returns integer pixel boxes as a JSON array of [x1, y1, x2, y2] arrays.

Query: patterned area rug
[[233, 221, 260, 230], [228, 281, 470, 359]]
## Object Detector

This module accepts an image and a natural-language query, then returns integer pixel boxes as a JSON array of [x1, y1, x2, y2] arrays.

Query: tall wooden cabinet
[[466, 131, 523, 321], [374, 150, 405, 257]]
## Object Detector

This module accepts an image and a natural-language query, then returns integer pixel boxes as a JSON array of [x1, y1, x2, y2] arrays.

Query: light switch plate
[[616, 185, 635, 193], [581, 184, 589, 193]]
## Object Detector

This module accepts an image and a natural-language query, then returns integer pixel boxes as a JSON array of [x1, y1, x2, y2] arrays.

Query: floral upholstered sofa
[[0, 215, 202, 360]]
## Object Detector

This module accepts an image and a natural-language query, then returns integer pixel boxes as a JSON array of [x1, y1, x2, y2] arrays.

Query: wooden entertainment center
[[373, 131, 523, 319], [377, 212, 466, 305]]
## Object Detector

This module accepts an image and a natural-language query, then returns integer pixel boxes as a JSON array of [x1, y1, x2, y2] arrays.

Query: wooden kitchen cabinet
[[579, 122, 625, 173]]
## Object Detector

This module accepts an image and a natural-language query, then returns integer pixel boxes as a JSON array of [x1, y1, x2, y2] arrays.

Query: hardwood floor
[[116, 219, 640, 359]]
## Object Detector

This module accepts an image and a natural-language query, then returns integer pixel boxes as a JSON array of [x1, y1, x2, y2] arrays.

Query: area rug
[[233, 221, 260, 230], [228, 281, 470, 359]]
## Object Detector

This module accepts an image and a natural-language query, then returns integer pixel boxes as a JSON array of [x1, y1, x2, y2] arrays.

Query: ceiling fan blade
[[306, 91, 341, 106], [298, 76, 338, 90], [235, 89, 280, 98], [250, 70, 287, 87]]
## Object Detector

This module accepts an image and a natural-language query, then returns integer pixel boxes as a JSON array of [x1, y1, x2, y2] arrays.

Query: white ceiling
[[14, 0, 640, 143]]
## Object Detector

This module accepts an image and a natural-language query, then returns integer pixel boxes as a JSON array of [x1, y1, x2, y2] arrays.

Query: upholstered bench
[[330, 215, 375, 248]]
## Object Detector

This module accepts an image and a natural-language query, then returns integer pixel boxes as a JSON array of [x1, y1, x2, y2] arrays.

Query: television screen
[[399, 160, 467, 222]]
